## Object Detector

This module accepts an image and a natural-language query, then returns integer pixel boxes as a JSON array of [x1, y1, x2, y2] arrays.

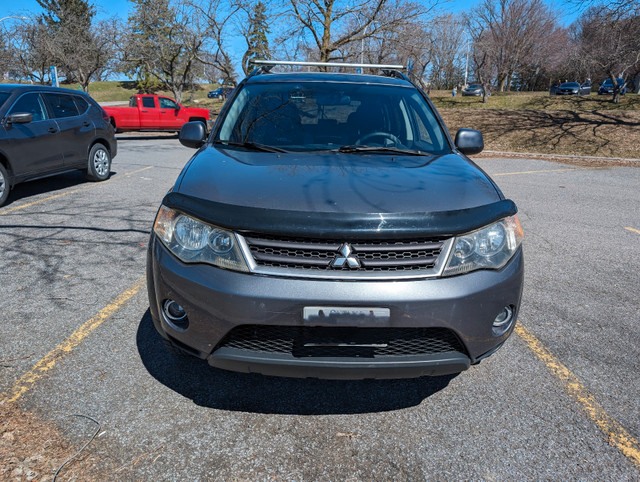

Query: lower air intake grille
[[217, 325, 466, 358]]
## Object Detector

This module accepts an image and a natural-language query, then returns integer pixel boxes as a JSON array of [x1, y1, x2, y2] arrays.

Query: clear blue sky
[[1, 0, 132, 21], [1, 0, 585, 81], [0, 0, 585, 27]]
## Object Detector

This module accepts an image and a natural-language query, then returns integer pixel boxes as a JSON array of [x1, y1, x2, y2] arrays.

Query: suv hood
[[175, 147, 501, 214]]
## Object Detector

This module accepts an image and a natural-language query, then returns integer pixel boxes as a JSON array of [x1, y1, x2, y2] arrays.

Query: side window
[[129, 97, 138, 107], [408, 103, 433, 145], [404, 94, 447, 153], [141, 97, 156, 108], [9, 93, 48, 122], [159, 97, 178, 109], [44, 93, 80, 118], [73, 96, 89, 114]]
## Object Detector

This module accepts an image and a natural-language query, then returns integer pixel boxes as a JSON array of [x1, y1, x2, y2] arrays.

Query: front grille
[[242, 234, 448, 274], [217, 325, 467, 358]]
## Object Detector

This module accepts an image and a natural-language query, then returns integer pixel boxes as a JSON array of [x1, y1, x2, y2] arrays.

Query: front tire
[[86, 144, 111, 182], [0, 163, 10, 207]]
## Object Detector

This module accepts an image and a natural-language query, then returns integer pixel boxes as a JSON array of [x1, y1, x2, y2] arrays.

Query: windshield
[[468, 84, 482, 89], [562, 83, 579, 88], [216, 81, 448, 154]]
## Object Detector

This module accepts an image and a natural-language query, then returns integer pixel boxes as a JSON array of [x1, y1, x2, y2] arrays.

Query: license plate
[[303, 306, 390, 323]]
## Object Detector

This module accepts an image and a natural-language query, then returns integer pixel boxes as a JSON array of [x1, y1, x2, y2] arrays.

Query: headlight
[[443, 215, 523, 276], [153, 205, 249, 272]]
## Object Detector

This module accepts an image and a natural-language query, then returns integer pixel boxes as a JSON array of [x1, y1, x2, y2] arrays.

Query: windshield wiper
[[213, 140, 289, 153], [336, 145, 427, 156]]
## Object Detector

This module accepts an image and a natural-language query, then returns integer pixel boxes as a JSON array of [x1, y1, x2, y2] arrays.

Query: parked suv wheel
[[0, 163, 10, 207], [86, 144, 111, 182]]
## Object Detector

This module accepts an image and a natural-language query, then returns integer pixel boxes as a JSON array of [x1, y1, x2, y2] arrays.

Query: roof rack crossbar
[[250, 60, 405, 70]]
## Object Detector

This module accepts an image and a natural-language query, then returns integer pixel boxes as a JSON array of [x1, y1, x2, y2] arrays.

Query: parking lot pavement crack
[[0, 277, 146, 404], [514, 322, 640, 469]]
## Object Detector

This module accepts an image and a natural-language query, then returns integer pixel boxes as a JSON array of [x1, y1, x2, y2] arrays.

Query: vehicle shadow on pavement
[[136, 310, 457, 415], [3, 170, 116, 206]]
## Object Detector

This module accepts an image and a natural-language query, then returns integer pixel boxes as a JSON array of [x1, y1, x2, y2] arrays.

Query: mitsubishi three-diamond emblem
[[331, 243, 361, 269]]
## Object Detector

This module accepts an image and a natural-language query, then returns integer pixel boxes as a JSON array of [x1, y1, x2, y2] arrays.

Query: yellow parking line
[[625, 227, 640, 235], [493, 167, 592, 176], [0, 166, 153, 216], [515, 323, 640, 467], [0, 276, 145, 404]]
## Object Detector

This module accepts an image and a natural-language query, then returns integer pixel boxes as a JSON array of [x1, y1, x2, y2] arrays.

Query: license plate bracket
[[303, 306, 390, 324]]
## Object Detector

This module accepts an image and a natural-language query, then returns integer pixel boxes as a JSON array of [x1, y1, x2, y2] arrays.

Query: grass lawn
[[430, 91, 640, 160], [84, 81, 227, 111], [429, 90, 640, 111]]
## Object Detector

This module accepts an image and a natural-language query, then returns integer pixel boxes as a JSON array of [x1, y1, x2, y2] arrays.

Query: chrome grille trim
[[236, 234, 454, 280]]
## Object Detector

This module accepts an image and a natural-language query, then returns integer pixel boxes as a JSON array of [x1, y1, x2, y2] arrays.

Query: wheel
[[86, 144, 111, 182], [0, 163, 10, 207], [355, 131, 402, 146]]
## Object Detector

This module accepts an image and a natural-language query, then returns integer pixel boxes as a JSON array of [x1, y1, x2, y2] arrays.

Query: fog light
[[162, 299, 189, 330], [492, 305, 514, 335]]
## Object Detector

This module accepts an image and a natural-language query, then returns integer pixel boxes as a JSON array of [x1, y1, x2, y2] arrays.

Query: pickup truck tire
[[189, 118, 208, 135], [0, 163, 10, 207], [86, 144, 112, 182], [110, 118, 119, 133]]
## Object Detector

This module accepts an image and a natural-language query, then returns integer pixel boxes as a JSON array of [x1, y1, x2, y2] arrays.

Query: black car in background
[[207, 87, 234, 99], [598, 78, 626, 95], [0, 85, 117, 207]]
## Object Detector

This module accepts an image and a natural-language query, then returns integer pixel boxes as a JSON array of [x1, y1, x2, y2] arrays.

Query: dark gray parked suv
[[147, 61, 524, 379], [0, 85, 117, 207]]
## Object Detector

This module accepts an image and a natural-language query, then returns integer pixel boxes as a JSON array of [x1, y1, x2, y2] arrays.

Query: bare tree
[[468, 0, 558, 92], [45, 17, 120, 92], [335, 1, 434, 82], [5, 21, 52, 84], [187, 0, 242, 86], [469, 29, 495, 102], [284, 0, 426, 63], [575, 6, 640, 103], [427, 14, 466, 89]]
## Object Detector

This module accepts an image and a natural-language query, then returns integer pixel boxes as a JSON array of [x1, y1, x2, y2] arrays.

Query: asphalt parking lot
[[1, 135, 639, 479]]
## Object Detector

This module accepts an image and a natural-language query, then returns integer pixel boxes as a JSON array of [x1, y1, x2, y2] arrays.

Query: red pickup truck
[[104, 95, 211, 133]]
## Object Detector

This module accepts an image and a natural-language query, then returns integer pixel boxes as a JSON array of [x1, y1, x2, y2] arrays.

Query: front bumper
[[147, 235, 524, 379]]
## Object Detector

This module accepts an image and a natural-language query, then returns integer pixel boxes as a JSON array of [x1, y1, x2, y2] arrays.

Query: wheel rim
[[93, 149, 109, 176], [0, 169, 5, 198]]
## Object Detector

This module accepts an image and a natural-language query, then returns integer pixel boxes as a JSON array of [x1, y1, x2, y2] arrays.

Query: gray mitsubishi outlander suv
[[146, 61, 524, 379]]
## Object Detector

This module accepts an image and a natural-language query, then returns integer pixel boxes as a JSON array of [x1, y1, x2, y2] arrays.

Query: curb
[[482, 150, 640, 163]]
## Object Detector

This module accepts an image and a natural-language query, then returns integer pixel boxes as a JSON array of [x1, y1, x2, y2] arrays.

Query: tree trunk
[[319, 1, 334, 64], [497, 74, 508, 92]]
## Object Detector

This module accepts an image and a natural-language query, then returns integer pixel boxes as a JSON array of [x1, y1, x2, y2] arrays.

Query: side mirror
[[179, 121, 207, 149], [6, 112, 33, 124], [454, 128, 484, 155]]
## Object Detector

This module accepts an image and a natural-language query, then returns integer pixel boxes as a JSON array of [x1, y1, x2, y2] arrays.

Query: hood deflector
[[162, 192, 517, 239]]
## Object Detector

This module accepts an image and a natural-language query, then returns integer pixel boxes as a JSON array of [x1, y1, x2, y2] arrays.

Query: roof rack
[[249, 60, 406, 77]]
